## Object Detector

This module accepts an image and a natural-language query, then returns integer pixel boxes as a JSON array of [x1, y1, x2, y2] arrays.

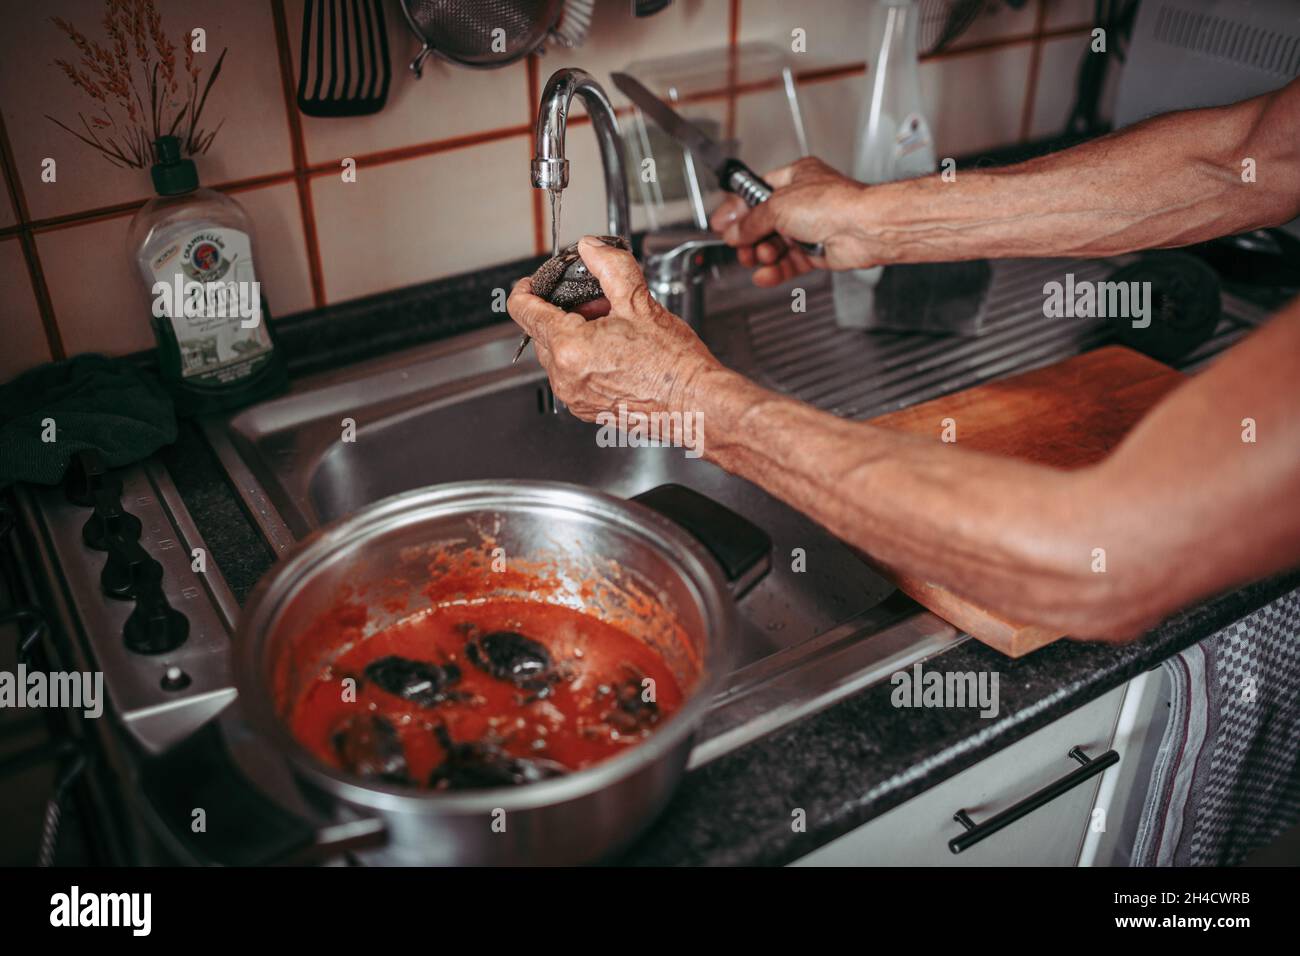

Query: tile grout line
[[16, 170, 300, 236], [1018, 0, 1051, 143], [0, 23, 1099, 245], [725, 0, 741, 143], [270, 0, 327, 309], [301, 122, 534, 175], [0, 109, 65, 360]]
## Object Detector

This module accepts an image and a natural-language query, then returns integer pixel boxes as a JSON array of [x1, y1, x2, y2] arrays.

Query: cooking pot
[[143, 481, 769, 865]]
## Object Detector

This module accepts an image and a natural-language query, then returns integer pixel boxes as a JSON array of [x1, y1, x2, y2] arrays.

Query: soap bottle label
[[149, 227, 273, 385], [893, 112, 936, 179]]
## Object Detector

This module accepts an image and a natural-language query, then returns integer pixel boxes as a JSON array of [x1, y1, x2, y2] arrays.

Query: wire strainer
[[918, 0, 1030, 56], [399, 0, 565, 77]]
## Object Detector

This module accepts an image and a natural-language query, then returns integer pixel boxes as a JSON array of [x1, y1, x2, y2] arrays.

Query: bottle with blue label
[[128, 136, 287, 415]]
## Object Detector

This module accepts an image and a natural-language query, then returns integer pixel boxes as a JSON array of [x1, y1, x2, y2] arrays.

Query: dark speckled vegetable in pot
[[332, 714, 410, 785], [428, 725, 567, 790]]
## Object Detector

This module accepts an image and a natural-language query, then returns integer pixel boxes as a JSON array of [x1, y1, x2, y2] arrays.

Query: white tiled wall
[[0, 0, 294, 222], [1029, 32, 1123, 140], [1044, 0, 1097, 30], [285, 0, 532, 165], [739, 0, 1042, 63], [37, 214, 157, 358], [0, 241, 50, 382], [312, 136, 537, 302], [1, 0, 1103, 379], [0, 162, 15, 229]]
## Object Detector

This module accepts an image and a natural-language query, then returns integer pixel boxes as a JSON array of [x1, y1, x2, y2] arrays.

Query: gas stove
[[18, 450, 237, 755]]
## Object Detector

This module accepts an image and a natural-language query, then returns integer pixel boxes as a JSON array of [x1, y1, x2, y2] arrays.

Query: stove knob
[[124, 587, 189, 655], [82, 490, 143, 551], [101, 538, 163, 600], [64, 449, 122, 507], [161, 666, 192, 691]]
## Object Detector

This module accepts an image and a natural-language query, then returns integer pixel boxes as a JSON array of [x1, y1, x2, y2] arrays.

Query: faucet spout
[[531, 68, 631, 241]]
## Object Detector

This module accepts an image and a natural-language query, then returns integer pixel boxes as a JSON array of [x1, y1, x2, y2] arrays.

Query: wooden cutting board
[[864, 345, 1185, 657]]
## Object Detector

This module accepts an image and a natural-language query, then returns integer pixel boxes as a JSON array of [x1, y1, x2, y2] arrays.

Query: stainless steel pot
[[233, 480, 752, 865]]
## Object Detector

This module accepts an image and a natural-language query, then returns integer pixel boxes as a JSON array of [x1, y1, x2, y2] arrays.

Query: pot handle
[[632, 484, 771, 598], [139, 722, 385, 865]]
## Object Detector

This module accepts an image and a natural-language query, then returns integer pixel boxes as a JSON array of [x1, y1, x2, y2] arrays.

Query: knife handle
[[721, 159, 826, 259]]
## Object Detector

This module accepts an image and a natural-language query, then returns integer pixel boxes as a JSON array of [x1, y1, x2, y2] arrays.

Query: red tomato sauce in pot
[[288, 599, 684, 790]]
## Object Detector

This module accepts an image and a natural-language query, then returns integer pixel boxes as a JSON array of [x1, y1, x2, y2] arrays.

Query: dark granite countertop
[[619, 571, 1300, 865], [145, 248, 1300, 867]]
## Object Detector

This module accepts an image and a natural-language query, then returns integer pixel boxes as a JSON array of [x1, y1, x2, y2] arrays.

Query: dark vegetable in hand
[[530, 235, 630, 309]]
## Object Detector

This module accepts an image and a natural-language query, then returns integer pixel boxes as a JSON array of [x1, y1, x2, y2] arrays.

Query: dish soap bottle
[[128, 136, 287, 415], [832, 0, 936, 328]]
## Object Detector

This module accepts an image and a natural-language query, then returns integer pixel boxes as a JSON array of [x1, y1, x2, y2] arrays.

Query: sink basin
[[203, 258, 1257, 762], [205, 291, 965, 763], [214, 321, 896, 664]]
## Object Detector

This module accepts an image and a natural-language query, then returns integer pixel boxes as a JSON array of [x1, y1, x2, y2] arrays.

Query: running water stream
[[549, 186, 562, 257], [513, 186, 564, 364]]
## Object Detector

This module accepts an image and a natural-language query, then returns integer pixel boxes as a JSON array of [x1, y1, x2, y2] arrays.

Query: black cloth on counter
[[0, 353, 176, 488]]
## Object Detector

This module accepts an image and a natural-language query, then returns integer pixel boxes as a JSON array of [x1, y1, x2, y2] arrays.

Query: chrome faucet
[[528, 67, 728, 339], [531, 68, 630, 241], [643, 229, 730, 330]]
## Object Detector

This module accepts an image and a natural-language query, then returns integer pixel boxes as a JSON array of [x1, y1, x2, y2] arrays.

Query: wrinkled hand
[[507, 237, 723, 422], [709, 156, 876, 287]]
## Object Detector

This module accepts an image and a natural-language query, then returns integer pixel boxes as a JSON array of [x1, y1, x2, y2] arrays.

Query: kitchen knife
[[611, 71, 825, 258]]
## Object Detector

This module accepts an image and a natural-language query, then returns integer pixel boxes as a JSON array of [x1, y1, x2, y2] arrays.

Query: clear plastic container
[[620, 42, 813, 232], [833, 0, 937, 329]]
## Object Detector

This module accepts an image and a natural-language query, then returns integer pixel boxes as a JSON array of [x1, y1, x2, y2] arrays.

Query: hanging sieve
[[398, 0, 569, 77]]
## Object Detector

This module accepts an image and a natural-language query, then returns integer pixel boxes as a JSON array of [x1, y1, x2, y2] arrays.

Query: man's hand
[[507, 236, 723, 422], [709, 157, 877, 286]]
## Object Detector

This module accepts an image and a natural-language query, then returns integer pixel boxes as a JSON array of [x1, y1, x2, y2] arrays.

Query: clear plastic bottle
[[127, 136, 286, 415], [833, 0, 937, 328]]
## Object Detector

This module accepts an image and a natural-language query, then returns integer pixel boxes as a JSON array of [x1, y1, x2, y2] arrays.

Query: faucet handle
[[642, 229, 731, 279], [642, 229, 733, 329]]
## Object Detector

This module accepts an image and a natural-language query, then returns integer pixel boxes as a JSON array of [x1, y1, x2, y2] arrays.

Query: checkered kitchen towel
[[1132, 588, 1300, 866]]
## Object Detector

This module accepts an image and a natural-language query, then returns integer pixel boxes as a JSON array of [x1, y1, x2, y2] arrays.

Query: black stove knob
[[82, 490, 143, 551], [160, 666, 192, 691], [101, 538, 163, 600], [65, 449, 122, 507], [124, 587, 189, 655]]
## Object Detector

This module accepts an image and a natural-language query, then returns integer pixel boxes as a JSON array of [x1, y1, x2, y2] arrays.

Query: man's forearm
[[684, 300, 1300, 640], [686, 366, 1135, 637], [862, 79, 1300, 265]]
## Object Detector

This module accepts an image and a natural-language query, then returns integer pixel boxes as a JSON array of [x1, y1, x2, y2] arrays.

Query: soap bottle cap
[[151, 136, 199, 196]]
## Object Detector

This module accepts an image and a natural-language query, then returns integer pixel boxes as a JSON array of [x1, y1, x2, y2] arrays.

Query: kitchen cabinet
[[793, 677, 1166, 866], [1079, 669, 1171, 866]]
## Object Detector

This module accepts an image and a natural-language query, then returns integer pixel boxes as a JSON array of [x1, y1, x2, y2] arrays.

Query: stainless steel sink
[[204, 258, 1263, 763], [257, 343, 896, 659], [204, 288, 969, 764]]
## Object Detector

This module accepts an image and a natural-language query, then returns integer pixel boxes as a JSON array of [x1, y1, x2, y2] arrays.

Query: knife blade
[[611, 71, 824, 258]]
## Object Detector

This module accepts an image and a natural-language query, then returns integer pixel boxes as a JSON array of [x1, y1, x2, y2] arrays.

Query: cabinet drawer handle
[[948, 746, 1119, 854]]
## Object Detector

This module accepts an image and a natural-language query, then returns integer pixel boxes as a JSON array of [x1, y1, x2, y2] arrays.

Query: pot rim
[[234, 479, 737, 814]]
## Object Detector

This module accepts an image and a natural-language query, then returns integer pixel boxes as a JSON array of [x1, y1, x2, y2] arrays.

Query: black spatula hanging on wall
[[298, 0, 392, 117]]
